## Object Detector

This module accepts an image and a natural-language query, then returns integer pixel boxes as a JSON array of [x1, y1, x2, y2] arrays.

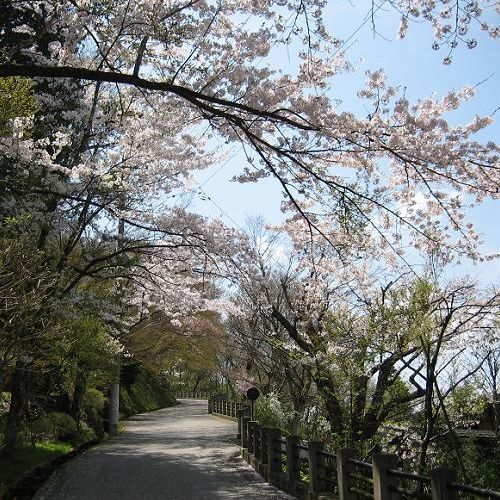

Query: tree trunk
[[191, 375, 201, 394], [314, 372, 345, 436], [70, 368, 87, 430], [351, 375, 369, 442], [285, 364, 311, 435], [0, 366, 5, 397], [2, 358, 31, 457]]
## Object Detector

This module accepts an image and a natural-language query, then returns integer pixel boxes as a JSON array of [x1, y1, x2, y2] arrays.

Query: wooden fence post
[[247, 420, 258, 454], [336, 448, 356, 500], [286, 436, 300, 496], [207, 398, 213, 414], [256, 426, 269, 475], [241, 416, 251, 448], [260, 427, 269, 466], [430, 468, 458, 500], [372, 453, 399, 500], [253, 424, 262, 468], [267, 427, 282, 485], [238, 407, 250, 440], [308, 441, 326, 497], [236, 409, 243, 438]]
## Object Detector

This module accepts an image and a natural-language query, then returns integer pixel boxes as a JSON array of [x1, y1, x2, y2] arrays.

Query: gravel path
[[35, 399, 294, 500]]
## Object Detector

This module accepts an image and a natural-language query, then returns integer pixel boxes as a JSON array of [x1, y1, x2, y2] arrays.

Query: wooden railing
[[211, 399, 500, 500], [175, 392, 211, 400], [209, 399, 247, 420]]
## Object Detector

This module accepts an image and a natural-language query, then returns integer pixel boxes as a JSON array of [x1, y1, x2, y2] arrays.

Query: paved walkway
[[35, 399, 294, 500]]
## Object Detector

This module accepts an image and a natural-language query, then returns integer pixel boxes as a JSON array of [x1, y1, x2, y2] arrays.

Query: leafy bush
[[69, 422, 97, 445], [27, 412, 77, 444], [254, 392, 293, 429], [28, 415, 54, 444], [298, 405, 331, 442], [461, 439, 500, 488], [83, 388, 105, 413], [48, 413, 77, 439], [83, 388, 105, 438]]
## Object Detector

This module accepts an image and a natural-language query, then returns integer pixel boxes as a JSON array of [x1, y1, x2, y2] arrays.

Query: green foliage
[[460, 439, 500, 489], [0, 76, 38, 135], [128, 311, 223, 376], [27, 416, 53, 445], [47, 413, 77, 440], [119, 365, 176, 417], [83, 388, 105, 414], [297, 406, 332, 442], [447, 383, 487, 428], [433, 438, 500, 489], [27, 413, 77, 444], [68, 424, 97, 445], [254, 393, 294, 430], [57, 315, 119, 377], [383, 378, 413, 422]]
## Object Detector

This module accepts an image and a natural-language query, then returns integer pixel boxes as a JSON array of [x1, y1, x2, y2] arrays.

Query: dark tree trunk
[[2, 358, 31, 456], [191, 375, 201, 394], [314, 372, 345, 436], [0, 366, 5, 397], [70, 368, 87, 429], [351, 375, 369, 442], [284, 364, 311, 434]]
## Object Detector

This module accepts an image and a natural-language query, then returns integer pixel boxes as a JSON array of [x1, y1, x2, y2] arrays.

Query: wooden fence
[[210, 398, 500, 500], [209, 399, 246, 418], [175, 392, 211, 400]]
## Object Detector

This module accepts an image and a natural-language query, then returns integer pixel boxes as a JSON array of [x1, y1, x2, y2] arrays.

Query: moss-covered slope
[[119, 363, 176, 417]]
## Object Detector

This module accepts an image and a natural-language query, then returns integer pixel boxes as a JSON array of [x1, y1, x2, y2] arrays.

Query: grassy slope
[[0, 441, 73, 495]]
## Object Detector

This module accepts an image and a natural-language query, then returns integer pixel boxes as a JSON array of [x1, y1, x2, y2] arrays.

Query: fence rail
[[209, 397, 500, 500], [175, 392, 211, 400]]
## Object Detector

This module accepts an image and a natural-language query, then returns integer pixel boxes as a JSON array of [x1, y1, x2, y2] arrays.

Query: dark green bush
[[48, 412, 77, 440], [27, 412, 77, 444], [83, 388, 105, 438]]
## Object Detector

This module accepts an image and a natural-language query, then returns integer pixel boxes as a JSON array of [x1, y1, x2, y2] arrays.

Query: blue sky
[[183, 1, 500, 284]]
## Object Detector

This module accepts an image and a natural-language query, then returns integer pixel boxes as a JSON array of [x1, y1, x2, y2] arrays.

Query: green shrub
[[69, 422, 97, 445], [83, 388, 105, 438], [48, 412, 77, 440], [298, 405, 331, 442], [28, 415, 54, 444], [27, 412, 77, 444], [83, 388, 105, 413], [255, 392, 293, 429]]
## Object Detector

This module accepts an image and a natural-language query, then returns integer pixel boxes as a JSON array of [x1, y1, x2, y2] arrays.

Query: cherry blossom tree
[[1, 0, 499, 458], [1, 0, 499, 267], [388, 0, 499, 58], [0, 2, 245, 453], [225, 222, 500, 453]]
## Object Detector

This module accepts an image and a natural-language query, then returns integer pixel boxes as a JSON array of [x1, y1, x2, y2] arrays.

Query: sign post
[[246, 387, 260, 420]]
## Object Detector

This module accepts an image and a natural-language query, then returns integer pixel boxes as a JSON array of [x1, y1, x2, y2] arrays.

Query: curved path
[[35, 399, 294, 500]]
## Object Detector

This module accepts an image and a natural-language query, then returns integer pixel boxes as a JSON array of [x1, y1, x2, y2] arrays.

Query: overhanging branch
[[0, 64, 318, 131]]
